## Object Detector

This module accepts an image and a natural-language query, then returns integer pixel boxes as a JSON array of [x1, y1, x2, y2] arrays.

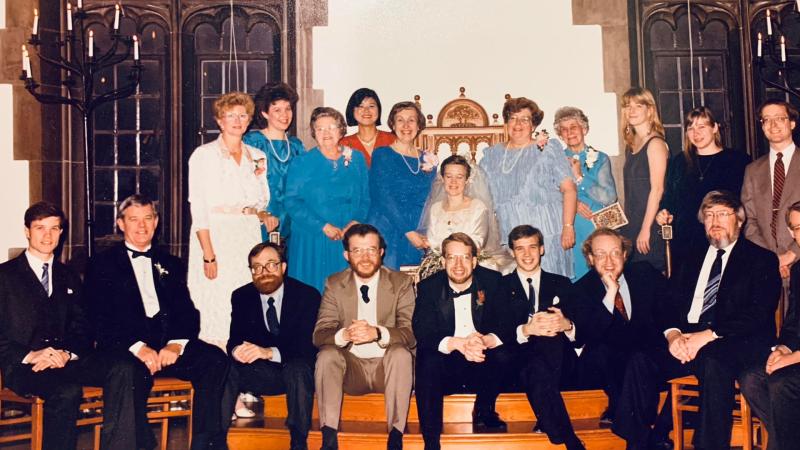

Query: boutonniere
[[534, 129, 550, 151], [476, 289, 486, 306], [254, 158, 266, 177], [585, 146, 599, 170], [342, 146, 353, 167], [154, 262, 169, 278], [421, 151, 438, 172]]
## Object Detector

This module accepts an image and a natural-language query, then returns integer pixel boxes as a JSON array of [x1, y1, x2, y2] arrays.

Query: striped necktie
[[700, 249, 726, 322], [41, 262, 50, 296], [771, 152, 785, 243]]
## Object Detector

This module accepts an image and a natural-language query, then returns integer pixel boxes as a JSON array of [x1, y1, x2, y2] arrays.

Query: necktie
[[700, 249, 726, 322], [450, 285, 472, 299], [772, 152, 785, 242], [527, 277, 536, 314], [127, 246, 153, 259], [266, 297, 280, 336], [41, 262, 50, 296], [614, 292, 629, 321], [360, 285, 370, 304]]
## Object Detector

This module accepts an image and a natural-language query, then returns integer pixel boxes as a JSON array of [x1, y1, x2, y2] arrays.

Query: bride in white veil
[[408, 154, 514, 279]]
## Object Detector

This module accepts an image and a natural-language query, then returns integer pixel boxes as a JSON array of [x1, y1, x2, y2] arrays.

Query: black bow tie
[[127, 247, 153, 259], [449, 285, 473, 298]]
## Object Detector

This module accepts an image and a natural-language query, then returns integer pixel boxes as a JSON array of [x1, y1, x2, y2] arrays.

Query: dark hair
[[502, 97, 544, 127], [439, 154, 472, 179], [787, 200, 800, 226], [758, 99, 800, 123], [117, 194, 158, 220], [507, 225, 544, 249], [697, 190, 745, 224], [345, 88, 383, 127], [24, 201, 66, 228], [581, 227, 632, 267], [247, 242, 286, 265], [342, 223, 387, 251], [252, 82, 299, 129], [387, 101, 426, 138], [442, 232, 478, 258], [309, 107, 348, 140]]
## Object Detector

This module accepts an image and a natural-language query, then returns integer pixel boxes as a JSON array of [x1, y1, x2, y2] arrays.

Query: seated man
[[739, 200, 800, 450], [0, 202, 139, 450], [413, 232, 509, 450], [85, 194, 238, 450], [502, 225, 585, 450], [612, 190, 781, 450], [313, 224, 415, 450], [228, 242, 320, 450]]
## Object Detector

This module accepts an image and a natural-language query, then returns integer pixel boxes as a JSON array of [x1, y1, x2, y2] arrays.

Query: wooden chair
[[0, 373, 44, 450]]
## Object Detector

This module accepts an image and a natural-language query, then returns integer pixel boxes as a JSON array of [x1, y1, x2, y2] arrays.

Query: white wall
[[313, 0, 619, 155]]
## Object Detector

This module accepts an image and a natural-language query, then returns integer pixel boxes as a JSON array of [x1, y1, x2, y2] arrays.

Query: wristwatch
[[374, 326, 383, 345]]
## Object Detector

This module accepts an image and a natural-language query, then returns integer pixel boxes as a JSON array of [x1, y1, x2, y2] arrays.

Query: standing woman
[[188, 92, 271, 348], [480, 97, 578, 278], [339, 88, 395, 167], [367, 101, 438, 269], [284, 107, 370, 293], [554, 106, 618, 280], [243, 82, 304, 239], [657, 107, 749, 260], [619, 87, 669, 271]]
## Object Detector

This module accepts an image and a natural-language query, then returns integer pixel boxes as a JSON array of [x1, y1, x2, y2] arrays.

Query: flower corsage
[[154, 262, 169, 278], [342, 146, 353, 168], [476, 289, 486, 306], [421, 151, 438, 172], [585, 146, 599, 170], [534, 129, 550, 151], [254, 158, 266, 176]]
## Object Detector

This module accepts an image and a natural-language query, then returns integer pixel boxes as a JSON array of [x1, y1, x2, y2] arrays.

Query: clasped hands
[[323, 221, 359, 241], [765, 345, 800, 375], [667, 329, 715, 364], [232, 341, 273, 364], [450, 332, 499, 363], [342, 319, 380, 345], [26, 347, 71, 372], [136, 343, 183, 375], [523, 307, 572, 337]]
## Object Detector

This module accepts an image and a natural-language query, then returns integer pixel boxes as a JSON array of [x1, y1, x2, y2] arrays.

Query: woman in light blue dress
[[285, 107, 369, 292], [243, 82, 305, 240], [554, 106, 618, 280], [480, 97, 578, 278], [367, 102, 437, 269]]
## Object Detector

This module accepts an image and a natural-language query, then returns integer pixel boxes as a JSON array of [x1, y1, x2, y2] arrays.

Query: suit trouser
[[5, 351, 139, 450], [739, 361, 800, 450], [235, 358, 314, 437], [315, 344, 413, 432], [132, 340, 238, 450], [612, 337, 770, 450]]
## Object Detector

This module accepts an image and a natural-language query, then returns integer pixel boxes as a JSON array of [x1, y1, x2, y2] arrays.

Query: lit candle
[[797, 0, 799, 13], [133, 35, 139, 60], [89, 30, 94, 58], [767, 10, 773, 36], [758, 32, 763, 58], [66, 2, 72, 32], [22, 45, 31, 78], [781, 35, 787, 62], [33, 8, 39, 36], [113, 4, 120, 30]]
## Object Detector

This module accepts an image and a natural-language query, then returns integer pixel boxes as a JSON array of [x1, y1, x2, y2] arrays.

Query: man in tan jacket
[[313, 223, 416, 450]]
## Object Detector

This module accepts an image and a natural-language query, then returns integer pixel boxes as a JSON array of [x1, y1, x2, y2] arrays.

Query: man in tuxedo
[[501, 225, 584, 450], [85, 194, 237, 450], [227, 242, 320, 450], [739, 200, 800, 450], [0, 202, 139, 450], [413, 232, 509, 450], [742, 100, 800, 279], [570, 227, 667, 430], [313, 224, 415, 450], [612, 190, 781, 450]]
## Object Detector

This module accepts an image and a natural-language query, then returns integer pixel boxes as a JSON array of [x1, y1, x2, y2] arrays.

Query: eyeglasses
[[703, 210, 736, 221], [250, 261, 281, 274], [592, 250, 624, 260], [314, 124, 340, 134], [760, 116, 790, 126], [508, 116, 532, 125], [223, 112, 250, 121], [348, 247, 379, 257], [444, 254, 473, 263]]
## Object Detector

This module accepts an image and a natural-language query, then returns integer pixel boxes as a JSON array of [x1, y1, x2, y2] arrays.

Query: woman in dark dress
[[657, 107, 749, 260]]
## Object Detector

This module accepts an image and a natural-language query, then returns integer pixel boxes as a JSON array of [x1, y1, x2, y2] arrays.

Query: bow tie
[[127, 247, 153, 259], [449, 286, 473, 298]]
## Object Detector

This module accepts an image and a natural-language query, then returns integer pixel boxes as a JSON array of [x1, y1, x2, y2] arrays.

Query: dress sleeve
[[188, 147, 211, 230], [284, 155, 327, 231], [353, 153, 371, 223], [466, 201, 490, 249], [583, 153, 617, 209]]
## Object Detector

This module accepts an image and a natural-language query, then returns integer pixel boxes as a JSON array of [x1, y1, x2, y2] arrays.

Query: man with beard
[[313, 224, 415, 450], [611, 190, 781, 450], [227, 242, 320, 450], [413, 233, 508, 450]]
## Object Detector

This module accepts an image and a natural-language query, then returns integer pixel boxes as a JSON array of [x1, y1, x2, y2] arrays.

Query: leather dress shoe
[[599, 408, 613, 428], [472, 408, 507, 432], [387, 427, 403, 450]]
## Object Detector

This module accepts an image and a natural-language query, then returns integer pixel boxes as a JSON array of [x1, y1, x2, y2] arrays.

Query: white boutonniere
[[585, 146, 599, 170], [154, 262, 169, 278], [421, 151, 438, 172], [342, 146, 353, 167]]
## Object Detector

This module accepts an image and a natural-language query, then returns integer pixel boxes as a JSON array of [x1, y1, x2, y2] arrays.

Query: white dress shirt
[[25, 250, 53, 296], [258, 284, 284, 363], [602, 274, 632, 318], [334, 272, 390, 359], [514, 269, 577, 344], [769, 143, 796, 190], [438, 282, 503, 354]]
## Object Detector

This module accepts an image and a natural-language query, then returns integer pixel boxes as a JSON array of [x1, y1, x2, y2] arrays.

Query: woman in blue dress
[[243, 82, 305, 240], [479, 97, 578, 278], [285, 107, 369, 292], [554, 106, 618, 280], [368, 101, 437, 269]]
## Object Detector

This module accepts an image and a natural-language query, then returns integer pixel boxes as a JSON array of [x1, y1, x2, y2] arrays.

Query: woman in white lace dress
[[187, 92, 272, 349]]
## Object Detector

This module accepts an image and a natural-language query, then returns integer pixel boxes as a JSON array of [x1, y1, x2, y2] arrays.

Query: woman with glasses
[[284, 107, 369, 292], [339, 88, 396, 167], [187, 91, 270, 351], [367, 102, 437, 269], [479, 97, 578, 278], [656, 107, 749, 261]]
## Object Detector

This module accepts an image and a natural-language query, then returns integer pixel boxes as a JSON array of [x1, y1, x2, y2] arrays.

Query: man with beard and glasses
[[313, 224, 415, 450], [227, 242, 320, 450], [611, 190, 781, 450]]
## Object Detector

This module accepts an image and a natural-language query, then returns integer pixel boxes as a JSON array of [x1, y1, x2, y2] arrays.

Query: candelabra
[[755, 5, 800, 99], [21, 2, 142, 257]]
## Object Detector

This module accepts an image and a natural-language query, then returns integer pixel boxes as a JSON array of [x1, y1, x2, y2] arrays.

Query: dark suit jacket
[[227, 277, 321, 362], [571, 262, 667, 352], [666, 238, 780, 341], [85, 243, 200, 352], [412, 266, 505, 353], [779, 263, 800, 351], [501, 269, 575, 346], [0, 254, 91, 380]]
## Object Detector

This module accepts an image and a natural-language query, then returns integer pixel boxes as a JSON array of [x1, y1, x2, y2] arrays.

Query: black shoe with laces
[[472, 408, 508, 433]]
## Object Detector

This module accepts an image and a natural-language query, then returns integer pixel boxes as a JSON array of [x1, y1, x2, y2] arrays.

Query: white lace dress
[[187, 137, 269, 347]]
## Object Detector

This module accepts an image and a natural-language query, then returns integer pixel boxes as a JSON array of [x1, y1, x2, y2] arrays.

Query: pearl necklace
[[393, 143, 421, 175], [501, 142, 530, 174], [266, 133, 291, 163]]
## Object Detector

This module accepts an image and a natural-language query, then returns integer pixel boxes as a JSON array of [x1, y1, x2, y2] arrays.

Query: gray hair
[[696, 190, 745, 224], [553, 106, 590, 135], [117, 194, 158, 220]]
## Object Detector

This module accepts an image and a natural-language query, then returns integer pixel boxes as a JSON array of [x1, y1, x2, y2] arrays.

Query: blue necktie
[[700, 249, 726, 322], [527, 277, 536, 314], [266, 297, 279, 336], [41, 262, 50, 296]]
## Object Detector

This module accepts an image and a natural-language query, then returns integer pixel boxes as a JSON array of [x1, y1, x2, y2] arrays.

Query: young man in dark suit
[[227, 242, 320, 450], [413, 232, 510, 450], [0, 202, 139, 450], [84, 194, 237, 450], [613, 190, 781, 450], [501, 225, 584, 450]]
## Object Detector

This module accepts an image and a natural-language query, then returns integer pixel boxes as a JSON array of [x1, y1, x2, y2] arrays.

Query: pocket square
[[552, 296, 560, 305], [67, 288, 74, 294]]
